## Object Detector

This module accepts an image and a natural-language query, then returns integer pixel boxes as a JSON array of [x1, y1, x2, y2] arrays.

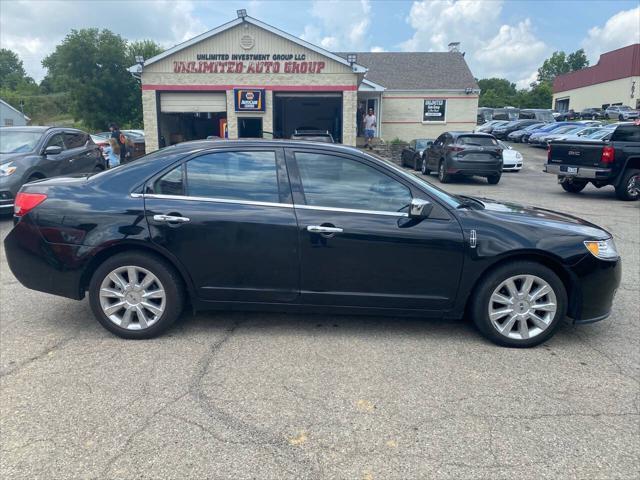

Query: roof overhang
[[359, 79, 385, 92], [138, 15, 368, 74]]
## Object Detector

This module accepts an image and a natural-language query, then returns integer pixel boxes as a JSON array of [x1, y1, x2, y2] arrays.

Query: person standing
[[109, 123, 126, 164], [363, 108, 377, 150]]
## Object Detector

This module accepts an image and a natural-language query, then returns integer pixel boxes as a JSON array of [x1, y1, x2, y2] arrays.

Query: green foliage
[[389, 137, 407, 145], [478, 78, 518, 107], [0, 48, 36, 90], [537, 49, 589, 84], [126, 40, 163, 66]]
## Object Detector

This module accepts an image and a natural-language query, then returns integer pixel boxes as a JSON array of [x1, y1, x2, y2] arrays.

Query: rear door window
[[64, 132, 88, 149], [611, 126, 640, 142]]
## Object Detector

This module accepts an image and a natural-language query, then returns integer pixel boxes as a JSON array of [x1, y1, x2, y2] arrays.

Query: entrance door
[[145, 147, 299, 303], [238, 118, 263, 138], [286, 148, 465, 311]]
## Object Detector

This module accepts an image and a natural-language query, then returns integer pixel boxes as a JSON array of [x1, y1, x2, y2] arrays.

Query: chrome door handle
[[307, 225, 343, 234], [153, 214, 190, 223]]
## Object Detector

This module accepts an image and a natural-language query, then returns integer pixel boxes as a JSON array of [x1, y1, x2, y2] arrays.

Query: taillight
[[601, 146, 615, 164], [14, 192, 47, 216], [449, 145, 464, 152], [547, 144, 552, 161]]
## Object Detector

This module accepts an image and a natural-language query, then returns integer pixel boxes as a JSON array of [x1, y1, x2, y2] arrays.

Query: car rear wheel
[[615, 169, 640, 201], [561, 179, 587, 193], [421, 158, 430, 175], [89, 252, 184, 339], [487, 174, 501, 184], [438, 161, 450, 183], [618, 114, 624, 121], [471, 261, 567, 347]]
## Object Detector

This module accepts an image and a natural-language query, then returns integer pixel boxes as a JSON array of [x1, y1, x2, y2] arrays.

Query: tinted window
[[186, 151, 279, 202], [64, 132, 87, 149], [154, 165, 184, 196], [611, 125, 640, 142], [295, 152, 411, 212], [457, 136, 498, 146], [46, 133, 65, 149]]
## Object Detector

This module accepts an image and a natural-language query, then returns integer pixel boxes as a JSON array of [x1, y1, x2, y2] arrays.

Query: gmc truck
[[544, 123, 640, 201]]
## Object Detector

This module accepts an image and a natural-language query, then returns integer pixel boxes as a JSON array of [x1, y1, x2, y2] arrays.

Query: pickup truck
[[544, 123, 640, 201]]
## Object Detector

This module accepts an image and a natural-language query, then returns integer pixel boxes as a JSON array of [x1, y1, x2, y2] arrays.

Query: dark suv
[[423, 132, 503, 184], [579, 108, 605, 120], [0, 126, 106, 212]]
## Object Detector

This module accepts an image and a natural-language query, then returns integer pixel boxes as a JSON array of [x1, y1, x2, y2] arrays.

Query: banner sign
[[174, 53, 326, 74], [423, 99, 447, 122], [234, 89, 265, 112]]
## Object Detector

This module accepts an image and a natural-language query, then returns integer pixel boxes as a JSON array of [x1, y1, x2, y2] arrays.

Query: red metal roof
[[553, 44, 640, 93]]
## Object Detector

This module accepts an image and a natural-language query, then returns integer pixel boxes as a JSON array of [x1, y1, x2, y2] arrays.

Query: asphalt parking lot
[[1, 142, 638, 479]]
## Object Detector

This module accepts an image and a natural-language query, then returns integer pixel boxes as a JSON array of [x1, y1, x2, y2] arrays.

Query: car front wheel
[[89, 252, 185, 339], [438, 161, 450, 183], [471, 261, 567, 347], [421, 157, 430, 175]]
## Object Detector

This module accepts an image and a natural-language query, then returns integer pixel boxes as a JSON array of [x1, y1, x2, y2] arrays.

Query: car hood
[[0, 152, 32, 164], [470, 197, 610, 239]]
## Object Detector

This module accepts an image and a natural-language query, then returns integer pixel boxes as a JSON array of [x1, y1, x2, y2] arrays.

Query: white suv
[[605, 105, 639, 120]]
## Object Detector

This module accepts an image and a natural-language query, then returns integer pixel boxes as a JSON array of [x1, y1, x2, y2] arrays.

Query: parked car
[[604, 105, 639, 121], [402, 138, 434, 170], [497, 141, 523, 171], [4, 140, 621, 347], [0, 126, 106, 212], [507, 123, 545, 142], [543, 125, 596, 144], [579, 108, 605, 120], [423, 132, 503, 184], [520, 123, 549, 143], [492, 119, 542, 140], [474, 120, 509, 134], [291, 129, 334, 143], [545, 123, 640, 200], [553, 126, 614, 143], [518, 109, 556, 123], [555, 110, 579, 121], [528, 122, 580, 146]]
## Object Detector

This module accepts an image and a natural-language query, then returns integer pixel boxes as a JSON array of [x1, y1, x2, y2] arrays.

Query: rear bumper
[[544, 163, 612, 180], [4, 217, 87, 300]]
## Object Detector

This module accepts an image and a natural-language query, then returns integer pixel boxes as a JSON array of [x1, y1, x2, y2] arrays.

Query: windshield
[[559, 126, 584, 135], [587, 130, 612, 139], [525, 123, 545, 131], [415, 139, 432, 149], [618, 106, 631, 111], [0, 130, 43, 154]]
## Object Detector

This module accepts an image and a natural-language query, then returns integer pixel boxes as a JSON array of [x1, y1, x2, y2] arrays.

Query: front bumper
[[544, 163, 612, 180], [569, 253, 621, 323]]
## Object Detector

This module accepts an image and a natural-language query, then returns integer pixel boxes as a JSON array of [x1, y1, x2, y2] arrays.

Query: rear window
[[456, 136, 498, 147], [611, 125, 640, 142]]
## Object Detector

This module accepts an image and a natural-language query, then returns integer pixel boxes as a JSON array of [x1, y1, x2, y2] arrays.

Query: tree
[[478, 78, 518, 107], [537, 49, 589, 84], [126, 40, 164, 66], [42, 28, 140, 130], [0, 48, 36, 90]]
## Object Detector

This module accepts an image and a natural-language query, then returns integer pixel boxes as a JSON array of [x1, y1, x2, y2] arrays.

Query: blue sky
[[1, 0, 638, 88]]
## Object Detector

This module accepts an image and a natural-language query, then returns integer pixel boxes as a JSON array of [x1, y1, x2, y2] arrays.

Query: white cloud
[[400, 0, 550, 89], [0, 0, 207, 81], [300, 0, 372, 51], [371, 46, 386, 52], [581, 7, 640, 62]]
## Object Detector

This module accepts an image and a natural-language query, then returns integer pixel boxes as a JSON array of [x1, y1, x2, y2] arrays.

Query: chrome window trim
[[132, 193, 408, 217]]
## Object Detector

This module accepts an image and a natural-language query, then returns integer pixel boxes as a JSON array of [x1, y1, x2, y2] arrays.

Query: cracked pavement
[[1, 143, 638, 479]]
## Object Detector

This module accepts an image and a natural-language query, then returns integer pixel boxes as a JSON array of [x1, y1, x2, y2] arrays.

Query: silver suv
[[604, 105, 639, 120]]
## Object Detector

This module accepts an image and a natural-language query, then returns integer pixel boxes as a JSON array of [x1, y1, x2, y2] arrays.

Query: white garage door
[[160, 92, 227, 113]]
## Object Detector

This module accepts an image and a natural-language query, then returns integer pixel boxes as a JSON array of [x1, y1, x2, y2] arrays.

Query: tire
[[438, 160, 450, 183], [421, 157, 430, 175], [561, 179, 587, 193], [470, 261, 567, 347], [89, 251, 185, 339], [487, 174, 501, 185], [604, 114, 610, 120], [93, 165, 104, 173], [615, 169, 640, 201], [618, 114, 624, 121], [26, 174, 44, 183], [413, 155, 420, 171]]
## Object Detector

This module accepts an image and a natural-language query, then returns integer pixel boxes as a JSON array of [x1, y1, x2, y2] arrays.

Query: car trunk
[[549, 141, 607, 167]]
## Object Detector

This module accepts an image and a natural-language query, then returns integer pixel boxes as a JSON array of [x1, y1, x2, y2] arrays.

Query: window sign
[[235, 89, 265, 112], [423, 99, 447, 122]]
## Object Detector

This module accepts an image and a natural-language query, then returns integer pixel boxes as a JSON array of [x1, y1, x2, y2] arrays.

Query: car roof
[[448, 131, 494, 137], [0, 126, 52, 132], [168, 138, 362, 153]]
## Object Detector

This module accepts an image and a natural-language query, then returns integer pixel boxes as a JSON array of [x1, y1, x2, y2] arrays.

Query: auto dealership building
[[133, 13, 479, 151]]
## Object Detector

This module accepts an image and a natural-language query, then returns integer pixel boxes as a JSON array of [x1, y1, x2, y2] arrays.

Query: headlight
[[584, 238, 619, 260], [0, 162, 17, 177], [515, 152, 523, 159]]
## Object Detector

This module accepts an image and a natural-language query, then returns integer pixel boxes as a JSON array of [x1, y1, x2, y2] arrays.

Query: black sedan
[[0, 127, 106, 212], [401, 138, 434, 170], [4, 140, 621, 347]]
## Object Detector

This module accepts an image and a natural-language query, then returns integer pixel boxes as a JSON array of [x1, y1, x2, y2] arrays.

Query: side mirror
[[44, 145, 63, 156], [409, 198, 433, 219]]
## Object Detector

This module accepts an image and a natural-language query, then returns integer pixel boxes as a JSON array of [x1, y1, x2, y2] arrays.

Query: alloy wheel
[[99, 265, 166, 330], [488, 274, 557, 340], [628, 174, 640, 198]]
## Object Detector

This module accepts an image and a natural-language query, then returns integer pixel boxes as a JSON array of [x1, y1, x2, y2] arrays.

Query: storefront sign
[[174, 52, 325, 74], [234, 89, 265, 112], [423, 99, 447, 122]]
